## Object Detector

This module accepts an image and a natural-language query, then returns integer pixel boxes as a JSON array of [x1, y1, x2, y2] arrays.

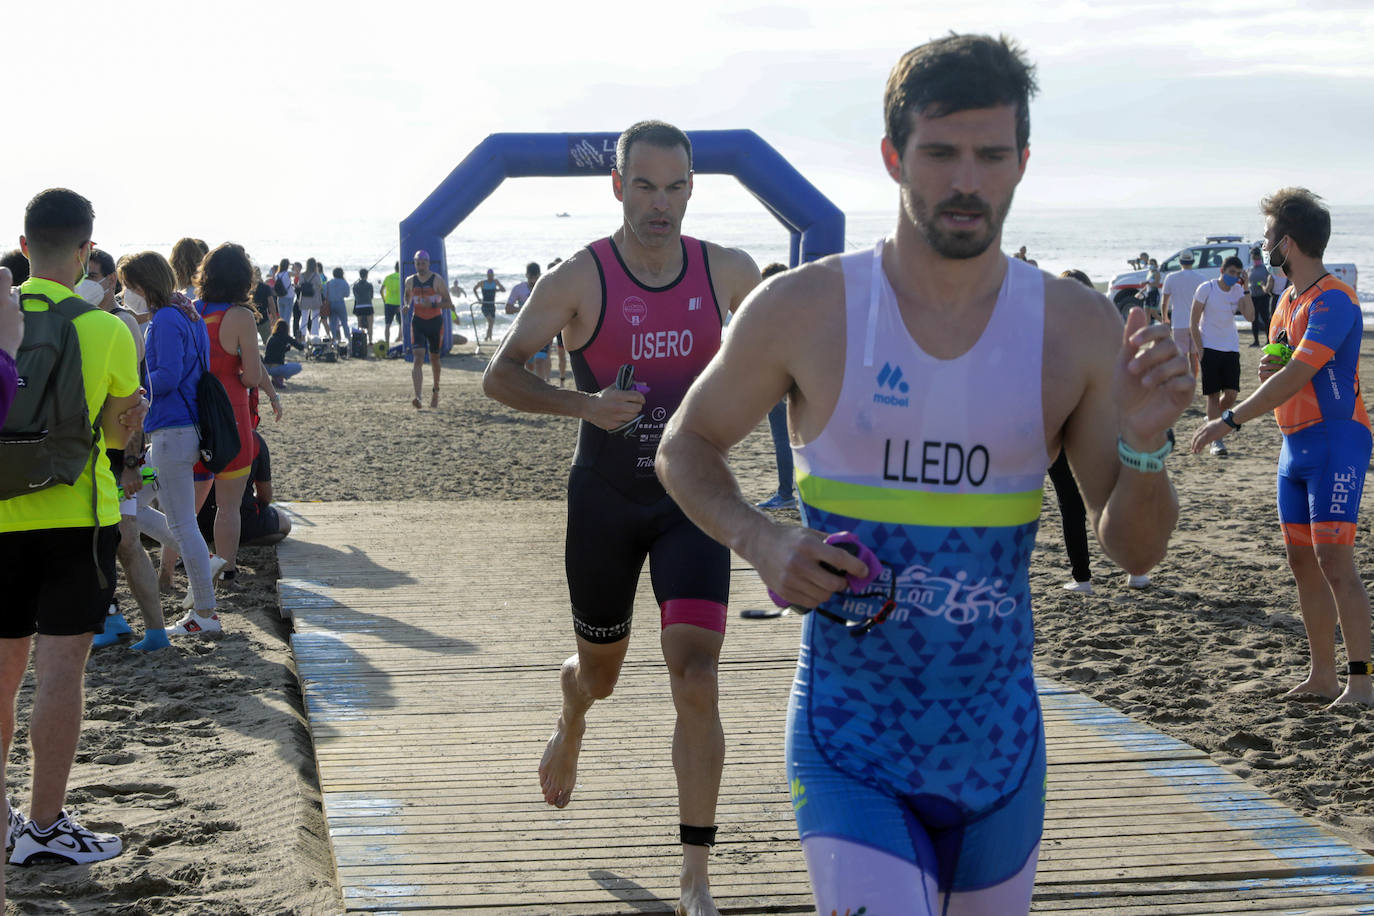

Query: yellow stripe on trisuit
[[797, 473, 1042, 528]]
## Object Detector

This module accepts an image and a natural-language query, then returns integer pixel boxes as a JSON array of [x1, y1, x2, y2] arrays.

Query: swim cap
[[414, 249, 431, 261]]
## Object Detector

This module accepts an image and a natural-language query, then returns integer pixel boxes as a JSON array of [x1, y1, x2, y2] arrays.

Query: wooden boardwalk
[[277, 501, 1374, 914]]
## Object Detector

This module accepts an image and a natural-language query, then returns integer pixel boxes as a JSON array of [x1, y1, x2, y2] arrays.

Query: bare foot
[[430, 389, 440, 408], [675, 878, 719, 916], [539, 716, 584, 808], [1284, 676, 1340, 702], [1329, 682, 1374, 708], [411, 396, 422, 410]]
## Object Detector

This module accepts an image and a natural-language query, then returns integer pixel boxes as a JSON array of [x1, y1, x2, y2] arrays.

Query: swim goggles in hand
[[768, 532, 895, 635]]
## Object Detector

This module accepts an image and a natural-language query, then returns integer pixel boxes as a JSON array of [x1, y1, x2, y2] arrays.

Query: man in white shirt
[[1190, 255, 1255, 456], [1161, 251, 1212, 379]]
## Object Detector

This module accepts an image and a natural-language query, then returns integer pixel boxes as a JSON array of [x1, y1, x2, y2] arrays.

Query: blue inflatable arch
[[398, 130, 845, 352]]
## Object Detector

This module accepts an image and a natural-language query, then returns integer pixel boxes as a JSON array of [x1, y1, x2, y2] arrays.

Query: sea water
[[114, 204, 1374, 343]]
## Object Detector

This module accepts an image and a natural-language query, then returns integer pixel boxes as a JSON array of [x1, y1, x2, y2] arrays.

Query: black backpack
[[0, 292, 101, 500], [177, 312, 241, 474], [299, 276, 315, 298], [0, 291, 108, 585], [273, 275, 288, 298]]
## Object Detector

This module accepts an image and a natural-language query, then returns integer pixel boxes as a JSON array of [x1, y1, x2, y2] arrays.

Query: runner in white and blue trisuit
[[658, 35, 1193, 914]]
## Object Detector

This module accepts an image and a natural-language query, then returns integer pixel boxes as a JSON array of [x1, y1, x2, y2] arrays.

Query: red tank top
[[201, 303, 250, 411], [572, 235, 722, 502]]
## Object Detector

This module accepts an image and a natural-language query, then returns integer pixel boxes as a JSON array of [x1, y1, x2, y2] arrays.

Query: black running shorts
[[565, 465, 729, 644], [0, 525, 120, 638], [412, 315, 442, 353], [1200, 348, 1241, 395]]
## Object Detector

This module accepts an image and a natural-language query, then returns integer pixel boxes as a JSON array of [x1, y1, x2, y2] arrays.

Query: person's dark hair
[[526, 261, 541, 280], [118, 251, 179, 313], [88, 248, 117, 280], [306, 257, 317, 274], [885, 33, 1039, 155], [1261, 187, 1331, 259], [272, 318, 289, 336], [1059, 268, 1093, 289], [547, 257, 562, 269], [616, 120, 692, 173], [1221, 255, 1244, 272], [394, 261, 399, 271], [358, 267, 369, 280], [170, 237, 204, 290], [196, 242, 254, 305], [0, 249, 29, 285], [23, 188, 94, 256], [332, 267, 343, 279], [761, 262, 788, 280], [279, 257, 290, 271]]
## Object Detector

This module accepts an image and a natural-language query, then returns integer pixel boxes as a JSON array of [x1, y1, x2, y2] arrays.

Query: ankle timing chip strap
[[1349, 661, 1371, 676], [680, 824, 717, 847]]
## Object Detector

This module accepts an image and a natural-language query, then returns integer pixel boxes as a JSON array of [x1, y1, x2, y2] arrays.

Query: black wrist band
[[680, 824, 717, 847], [1349, 661, 1371, 676]]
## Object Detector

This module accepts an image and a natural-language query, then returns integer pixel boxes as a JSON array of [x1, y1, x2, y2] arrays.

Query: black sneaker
[[8, 810, 122, 866]]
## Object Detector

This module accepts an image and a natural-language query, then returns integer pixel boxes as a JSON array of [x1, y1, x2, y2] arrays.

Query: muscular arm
[[703, 243, 763, 316], [100, 392, 143, 449], [657, 265, 866, 607], [481, 255, 641, 429], [1062, 295, 1192, 574], [228, 308, 264, 387], [1237, 293, 1255, 323], [1189, 297, 1205, 354]]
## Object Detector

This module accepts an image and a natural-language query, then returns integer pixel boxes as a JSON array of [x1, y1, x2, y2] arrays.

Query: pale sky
[[7, 0, 1374, 247]]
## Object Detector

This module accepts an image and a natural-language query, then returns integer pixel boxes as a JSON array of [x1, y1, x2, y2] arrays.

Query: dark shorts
[[481, 303, 496, 319], [384, 303, 400, 324], [354, 305, 374, 318], [412, 315, 442, 353], [1200, 348, 1241, 395], [565, 465, 730, 644], [0, 525, 120, 638]]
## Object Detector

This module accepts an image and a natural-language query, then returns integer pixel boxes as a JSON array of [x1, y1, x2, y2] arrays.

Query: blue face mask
[[1219, 273, 1241, 288]]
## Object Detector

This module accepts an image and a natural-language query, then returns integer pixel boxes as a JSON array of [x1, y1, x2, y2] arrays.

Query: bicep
[[671, 292, 793, 452]]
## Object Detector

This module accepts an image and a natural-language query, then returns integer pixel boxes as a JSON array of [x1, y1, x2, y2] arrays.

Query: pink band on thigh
[[660, 599, 727, 634]]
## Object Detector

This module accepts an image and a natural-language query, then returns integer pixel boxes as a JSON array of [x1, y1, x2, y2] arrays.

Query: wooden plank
[[280, 501, 1374, 913]]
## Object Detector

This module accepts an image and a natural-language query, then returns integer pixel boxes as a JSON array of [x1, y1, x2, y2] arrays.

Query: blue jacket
[[144, 303, 211, 433]]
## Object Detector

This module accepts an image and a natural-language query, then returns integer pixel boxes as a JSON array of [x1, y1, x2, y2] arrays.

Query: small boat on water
[[555, 212, 570, 218]]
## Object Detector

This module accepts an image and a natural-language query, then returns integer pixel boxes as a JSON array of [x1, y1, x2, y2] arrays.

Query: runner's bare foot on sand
[[1284, 674, 1340, 702], [1329, 680, 1374, 708], [539, 660, 587, 808]]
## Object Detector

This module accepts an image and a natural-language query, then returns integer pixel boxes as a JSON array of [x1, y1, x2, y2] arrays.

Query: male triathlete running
[[1192, 188, 1374, 707], [482, 120, 761, 916], [403, 250, 456, 408], [656, 35, 1191, 915]]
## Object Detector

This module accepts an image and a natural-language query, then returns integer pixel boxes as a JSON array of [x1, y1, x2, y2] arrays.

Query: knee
[[1313, 546, 1357, 588], [668, 655, 719, 711], [578, 664, 619, 701]]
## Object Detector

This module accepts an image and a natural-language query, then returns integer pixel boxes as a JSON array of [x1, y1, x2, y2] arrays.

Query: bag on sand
[[0, 292, 101, 500], [350, 329, 367, 358]]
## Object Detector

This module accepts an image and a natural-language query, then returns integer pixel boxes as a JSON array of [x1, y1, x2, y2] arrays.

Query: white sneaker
[[1061, 579, 1094, 595], [182, 555, 228, 608], [1126, 573, 1152, 589], [167, 612, 222, 636], [6, 796, 24, 851], [1210, 441, 1228, 457], [8, 810, 122, 866]]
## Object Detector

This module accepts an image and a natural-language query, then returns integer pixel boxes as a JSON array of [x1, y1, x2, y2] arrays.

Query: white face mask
[[75, 277, 105, 305], [122, 288, 148, 313]]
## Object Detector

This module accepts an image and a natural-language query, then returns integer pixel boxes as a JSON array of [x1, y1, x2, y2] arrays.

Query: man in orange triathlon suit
[[1193, 187, 1374, 706], [403, 249, 456, 408]]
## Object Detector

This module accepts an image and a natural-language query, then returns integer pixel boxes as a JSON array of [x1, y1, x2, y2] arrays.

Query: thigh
[[1199, 349, 1223, 395], [789, 716, 939, 912], [565, 468, 648, 644], [1277, 436, 1314, 544], [31, 526, 118, 637], [1308, 425, 1372, 545], [646, 501, 730, 611]]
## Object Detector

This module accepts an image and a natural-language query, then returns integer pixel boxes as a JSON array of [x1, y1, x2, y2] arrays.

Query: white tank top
[[794, 240, 1049, 527]]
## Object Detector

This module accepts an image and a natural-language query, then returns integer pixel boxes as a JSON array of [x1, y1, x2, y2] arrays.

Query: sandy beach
[[7, 326, 1374, 913]]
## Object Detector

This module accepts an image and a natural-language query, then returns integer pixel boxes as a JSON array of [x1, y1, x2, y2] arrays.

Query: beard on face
[[906, 189, 1013, 260]]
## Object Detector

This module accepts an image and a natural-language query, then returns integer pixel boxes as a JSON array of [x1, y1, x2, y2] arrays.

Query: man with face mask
[[483, 120, 761, 916], [1193, 188, 1373, 708], [1189, 255, 1255, 456], [656, 35, 1192, 914], [1, 188, 146, 866]]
